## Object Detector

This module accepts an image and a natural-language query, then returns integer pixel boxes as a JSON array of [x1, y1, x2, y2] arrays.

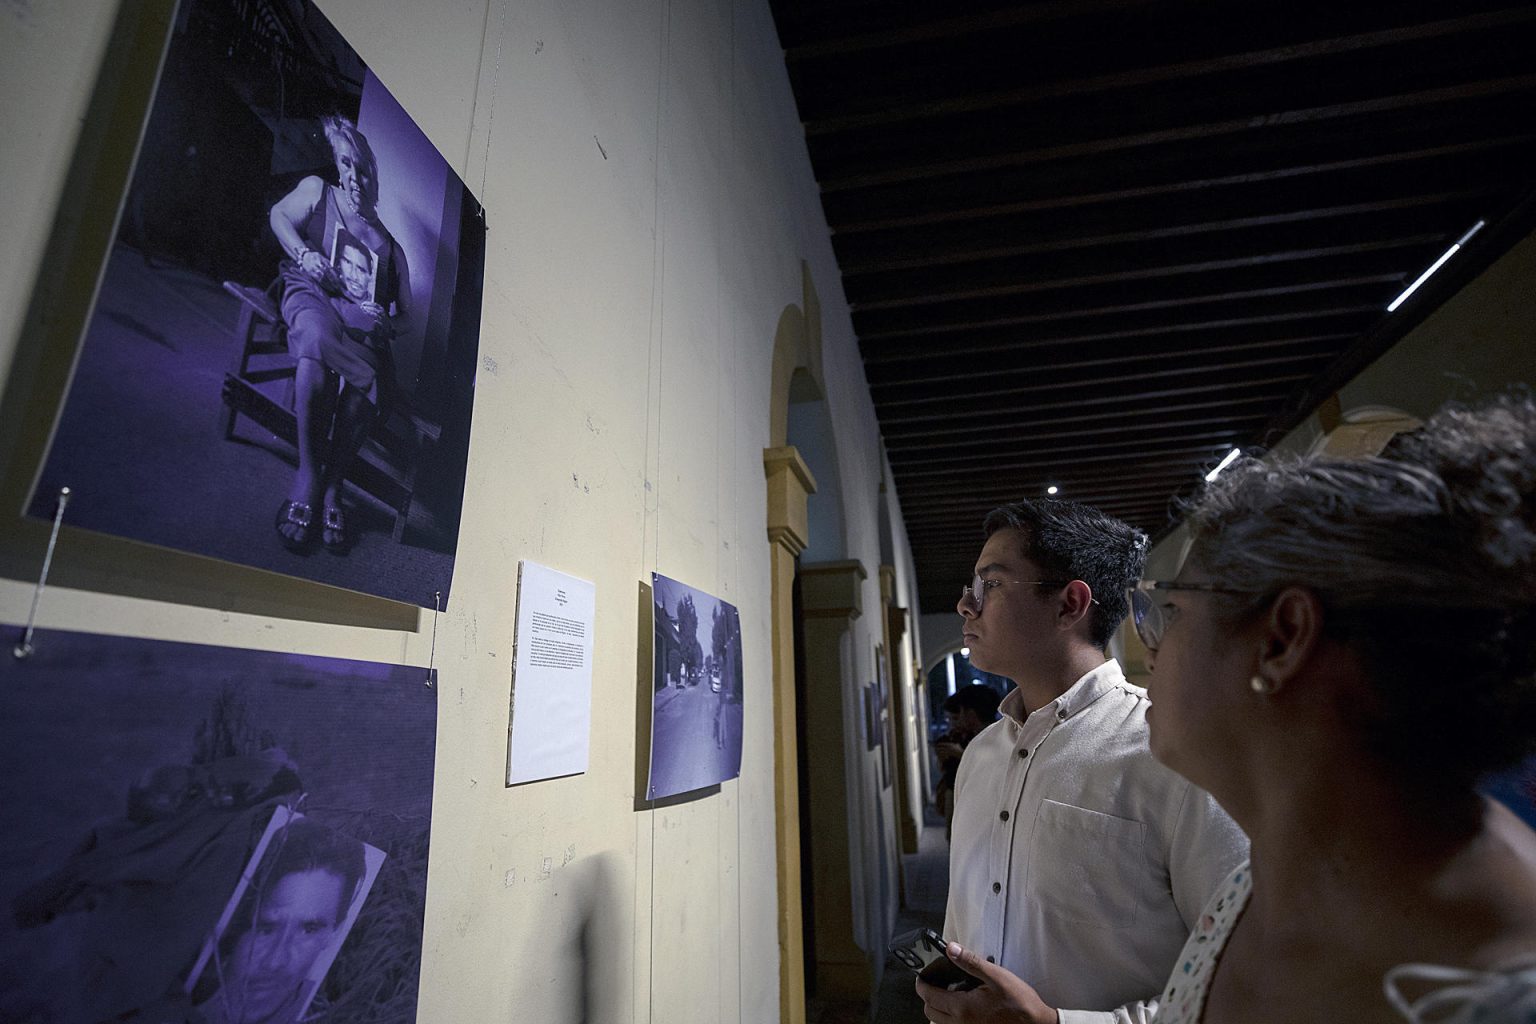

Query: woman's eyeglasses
[[1126, 580, 1251, 651]]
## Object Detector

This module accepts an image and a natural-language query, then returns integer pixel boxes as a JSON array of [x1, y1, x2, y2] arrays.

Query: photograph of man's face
[[336, 241, 375, 304], [191, 807, 383, 1024], [223, 868, 345, 1020]]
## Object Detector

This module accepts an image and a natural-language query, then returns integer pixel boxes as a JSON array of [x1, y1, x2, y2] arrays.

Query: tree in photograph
[[676, 594, 703, 681]]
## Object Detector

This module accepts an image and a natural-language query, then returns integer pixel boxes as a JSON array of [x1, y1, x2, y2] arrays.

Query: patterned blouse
[[1153, 861, 1536, 1024], [1153, 862, 1251, 1023]]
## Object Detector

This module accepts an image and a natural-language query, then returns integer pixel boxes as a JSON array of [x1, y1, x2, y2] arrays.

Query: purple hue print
[[27, 0, 485, 608], [0, 626, 436, 1024], [648, 572, 745, 800]]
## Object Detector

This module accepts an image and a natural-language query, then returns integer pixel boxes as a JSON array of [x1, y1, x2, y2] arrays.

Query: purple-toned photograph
[[648, 573, 744, 800], [28, 0, 486, 608], [863, 682, 880, 750], [0, 626, 437, 1024]]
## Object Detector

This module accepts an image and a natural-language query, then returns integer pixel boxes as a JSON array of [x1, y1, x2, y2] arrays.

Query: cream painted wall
[[0, 0, 920, 1020]]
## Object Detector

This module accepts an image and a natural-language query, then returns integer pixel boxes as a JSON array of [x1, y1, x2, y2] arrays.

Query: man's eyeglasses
[[1126, 580, 1252, 651], [961, 575, 1085, 612]]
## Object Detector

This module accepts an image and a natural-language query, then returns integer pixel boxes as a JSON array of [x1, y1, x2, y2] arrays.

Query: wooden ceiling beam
[[816, 74, 1536, 192], [867, 331, 1356, 388], [902, 490, 1202, 519], [875, 375, 1308, 428], [774, 0, 1146, 61], [824, 128, 1536, 232], [893, 430, 1243, 472], [796, 7, 1536, 133], [852, 257, 1406, 339], [878, 351, 1333, 409], [899, 478, 1205, 510], [861, 310, 1373, 364], [884, 410, 1271, 453], [834, 173, 1502, 274], [854, 286, 1390, 342], [849, 236, 1446, 312]]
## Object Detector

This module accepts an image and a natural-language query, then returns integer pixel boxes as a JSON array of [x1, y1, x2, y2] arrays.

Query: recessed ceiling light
[[1046, 485, 1058, 495]]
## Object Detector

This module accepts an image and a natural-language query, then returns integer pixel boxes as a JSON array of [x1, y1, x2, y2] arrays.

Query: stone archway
[[762, 262, 825, 1024]]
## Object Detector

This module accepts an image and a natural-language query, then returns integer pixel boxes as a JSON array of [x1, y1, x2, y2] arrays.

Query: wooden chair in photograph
[[218, 279, 440, 542]]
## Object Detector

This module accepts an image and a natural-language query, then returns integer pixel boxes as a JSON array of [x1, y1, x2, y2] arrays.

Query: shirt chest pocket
[[1026, 799, 1149, 928]]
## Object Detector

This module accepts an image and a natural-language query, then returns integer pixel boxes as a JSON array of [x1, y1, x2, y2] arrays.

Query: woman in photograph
[[1128, 393, 1536, 1022], [268, 114, 411, 555]]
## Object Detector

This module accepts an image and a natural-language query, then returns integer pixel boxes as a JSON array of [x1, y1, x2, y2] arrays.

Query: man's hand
[[915, 942, 1060, 1024]]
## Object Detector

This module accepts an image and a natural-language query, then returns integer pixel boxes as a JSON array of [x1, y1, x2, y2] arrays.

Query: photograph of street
[[647, 573, 744, 800]]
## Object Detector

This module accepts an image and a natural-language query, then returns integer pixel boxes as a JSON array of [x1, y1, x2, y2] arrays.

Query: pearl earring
[[1250, 674, 1272, 694]]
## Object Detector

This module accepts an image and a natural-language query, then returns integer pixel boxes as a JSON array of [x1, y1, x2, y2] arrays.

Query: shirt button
[[999, 810, 1009, 821], [1017, 748, 1029, 759], [992, 882, 1001, 894], [1056, 709, 1067, 721]]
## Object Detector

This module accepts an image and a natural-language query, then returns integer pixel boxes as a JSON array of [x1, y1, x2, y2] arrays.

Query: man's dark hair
[[943, 683, 1001, 722], [982, 499, 1148, 650]]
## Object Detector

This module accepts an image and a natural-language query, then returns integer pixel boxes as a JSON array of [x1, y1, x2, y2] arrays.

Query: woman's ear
[[1256, 586, 1324, 691]]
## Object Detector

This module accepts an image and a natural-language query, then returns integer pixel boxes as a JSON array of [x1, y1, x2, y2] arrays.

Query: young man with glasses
[[918, 500, 1246, 1024]]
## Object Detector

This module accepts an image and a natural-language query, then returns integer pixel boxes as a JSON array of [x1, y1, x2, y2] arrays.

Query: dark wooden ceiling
[[768, 0, 1536, 614]]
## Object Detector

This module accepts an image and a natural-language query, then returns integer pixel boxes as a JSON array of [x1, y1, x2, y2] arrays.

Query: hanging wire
[[425, 590, 441, 687], [13, 487, 71, 660]]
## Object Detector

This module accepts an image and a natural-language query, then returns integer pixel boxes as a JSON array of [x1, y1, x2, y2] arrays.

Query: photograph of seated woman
[[268, 114, 410, 555], [924, 394, 1536, 1022], [196, 815, 367, 1024], [1132, 394, 1536, 1023]]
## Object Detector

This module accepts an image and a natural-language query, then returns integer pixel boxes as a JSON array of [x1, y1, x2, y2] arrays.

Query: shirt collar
[[997, 658, 1126, 728]]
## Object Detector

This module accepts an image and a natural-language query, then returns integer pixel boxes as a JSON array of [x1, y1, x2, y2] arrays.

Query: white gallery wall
[[0, 0, 918, 1020]]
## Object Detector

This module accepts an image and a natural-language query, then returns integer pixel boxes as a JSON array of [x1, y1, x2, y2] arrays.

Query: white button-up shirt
[[944, 660, 1248, 1024]]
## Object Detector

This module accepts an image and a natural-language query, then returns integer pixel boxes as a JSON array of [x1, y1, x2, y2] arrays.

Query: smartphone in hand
[[886, 927, 984, 991]]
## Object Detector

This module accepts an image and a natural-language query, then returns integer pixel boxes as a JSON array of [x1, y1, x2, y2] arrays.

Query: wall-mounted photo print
[[648, 573, 744, 800], [27, 0, 486, 608], [0, 626, 437, 1024]]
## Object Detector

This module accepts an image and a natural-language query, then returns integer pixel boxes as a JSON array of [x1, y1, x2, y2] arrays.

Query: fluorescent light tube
[[1387, 220, 1485, 312], [1205, 448, 1241, 482]]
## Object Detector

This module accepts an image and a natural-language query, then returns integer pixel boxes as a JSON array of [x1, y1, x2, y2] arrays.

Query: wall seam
[[643, 0, 673, 1020]]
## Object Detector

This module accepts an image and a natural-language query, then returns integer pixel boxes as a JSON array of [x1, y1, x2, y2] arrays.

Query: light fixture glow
[[1387, 219, 1485, 312], [1204, 447, 1242, 482], [960, 647, 971, 658], [1046, 485, 1059, 495]]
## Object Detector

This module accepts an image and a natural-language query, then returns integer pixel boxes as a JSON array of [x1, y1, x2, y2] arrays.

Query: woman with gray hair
[[1128, 393, 1536, 1024], [268, 114, 411, 555]]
